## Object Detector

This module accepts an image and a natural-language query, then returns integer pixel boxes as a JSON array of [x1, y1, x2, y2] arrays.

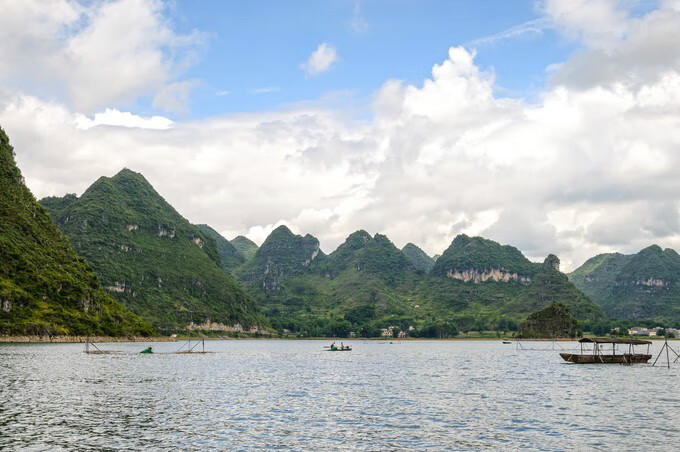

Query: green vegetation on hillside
[[432, 234, 538, 279], [508, 255, 604, 321], [519, 303, 581, 338], [318, 231, 412, 284], [237, 225, 324, 294], [402, 243, 435, 272], [0, 127, 152, 336], [234, 230, 602, 337], [239, 230, 427, 337], [569, 245, 680, 324], [231, 235, 258, 261], [568, 253, 631, 306], [41, 169, 261, 330], [197, 224, 244, 273]]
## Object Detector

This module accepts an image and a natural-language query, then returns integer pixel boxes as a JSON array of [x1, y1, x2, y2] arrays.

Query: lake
[[1, 340, 679, 450]]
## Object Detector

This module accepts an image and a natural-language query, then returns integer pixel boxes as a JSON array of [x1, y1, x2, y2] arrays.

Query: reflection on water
[[1, 340, 679, 450]]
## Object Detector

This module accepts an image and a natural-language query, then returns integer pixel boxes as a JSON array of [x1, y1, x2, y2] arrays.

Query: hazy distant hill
[[402, 243, 435, 272], [231, 235, 258, 261], [237, 225, 324, 294], [41, 169, 260, 330], [568, 253, 631, 307], [197, 224, 245, 273], [508, 255, 604, 321], [569, 246, 680, 323], [0, 127, 152, 336]]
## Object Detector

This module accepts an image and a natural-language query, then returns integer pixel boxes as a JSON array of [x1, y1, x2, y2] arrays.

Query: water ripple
[[1, 340, 679, 450]]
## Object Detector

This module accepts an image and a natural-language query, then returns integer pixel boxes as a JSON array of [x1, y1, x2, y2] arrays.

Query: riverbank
[[2, 334, 676, 344]]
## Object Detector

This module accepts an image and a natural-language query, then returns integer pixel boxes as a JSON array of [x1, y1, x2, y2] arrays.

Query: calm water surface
[[1, 340, 679, 450]]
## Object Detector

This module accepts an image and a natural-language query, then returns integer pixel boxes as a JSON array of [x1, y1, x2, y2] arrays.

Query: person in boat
[[140, 346, 153, 354], [340, 342, 344, 350], [330, 342, 337, 351]]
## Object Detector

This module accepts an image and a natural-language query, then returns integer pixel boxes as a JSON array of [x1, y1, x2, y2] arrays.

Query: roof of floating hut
[[579, 337, 652, 345]]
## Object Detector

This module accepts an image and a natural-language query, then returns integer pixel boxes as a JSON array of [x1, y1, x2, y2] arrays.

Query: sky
[[1, 0, 680, 271]]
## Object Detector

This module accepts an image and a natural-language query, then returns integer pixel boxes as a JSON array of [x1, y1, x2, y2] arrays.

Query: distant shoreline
[[2, 335, 676, 344]]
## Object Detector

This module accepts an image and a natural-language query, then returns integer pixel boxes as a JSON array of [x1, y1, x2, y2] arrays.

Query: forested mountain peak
[[1, 127, 152, 336], [40, 168, 260, 329]]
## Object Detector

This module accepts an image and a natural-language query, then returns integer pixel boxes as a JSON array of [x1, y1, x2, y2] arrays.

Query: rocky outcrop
[[446, 268, 532, 284], [303, 246, 320, 266], [619, 278, 668, 288], [106, 282, 126, 293], [157, 226, 175, 238], [185, 321, 260, 333], [544, 254, 560, 271]]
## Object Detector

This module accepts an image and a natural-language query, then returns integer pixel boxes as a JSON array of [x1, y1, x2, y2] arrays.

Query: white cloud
[[0, 0, 203, 112], [215, 90, 230, 96], [75, 108, 173, 130], [301, 43, 338, 76], [3, 1, 680, 272], [541, 0, 629, 48], [549, 3, 680, 90]]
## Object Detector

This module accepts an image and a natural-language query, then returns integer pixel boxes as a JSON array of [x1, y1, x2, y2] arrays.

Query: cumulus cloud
[[0, 0, 203, 112], [542, 0, 629, 48], [3, 1, 680, 271], [549, 2, 680, 89], [75, 108, 173, 130], [301, 43, 338, 76]]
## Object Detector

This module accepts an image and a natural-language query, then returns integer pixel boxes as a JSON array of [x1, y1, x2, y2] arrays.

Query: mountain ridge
[[40, 168, 261, 330], [569, 245, 680, 323], [1, 128, 152, 336]]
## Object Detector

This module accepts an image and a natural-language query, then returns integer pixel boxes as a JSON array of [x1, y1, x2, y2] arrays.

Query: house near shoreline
[[628, 327, 649, 336], [628, 326, 678, 338], [380, 326, 409, 338]]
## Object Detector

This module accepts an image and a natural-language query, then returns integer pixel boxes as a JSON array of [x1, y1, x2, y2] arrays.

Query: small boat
[[325, 344, 352, 351], [140, 347, 154, 354], [503, 341, 512, 344], [560, 338, 652, 364]]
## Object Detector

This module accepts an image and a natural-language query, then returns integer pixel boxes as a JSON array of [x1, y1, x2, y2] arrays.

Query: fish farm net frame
[[515, 340, 579, 351], [652, 339, 680, 369], [84, 338, 212, 354]]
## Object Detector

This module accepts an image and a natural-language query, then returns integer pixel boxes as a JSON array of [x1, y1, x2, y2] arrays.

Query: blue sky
[[161, 0, 579, 118]]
